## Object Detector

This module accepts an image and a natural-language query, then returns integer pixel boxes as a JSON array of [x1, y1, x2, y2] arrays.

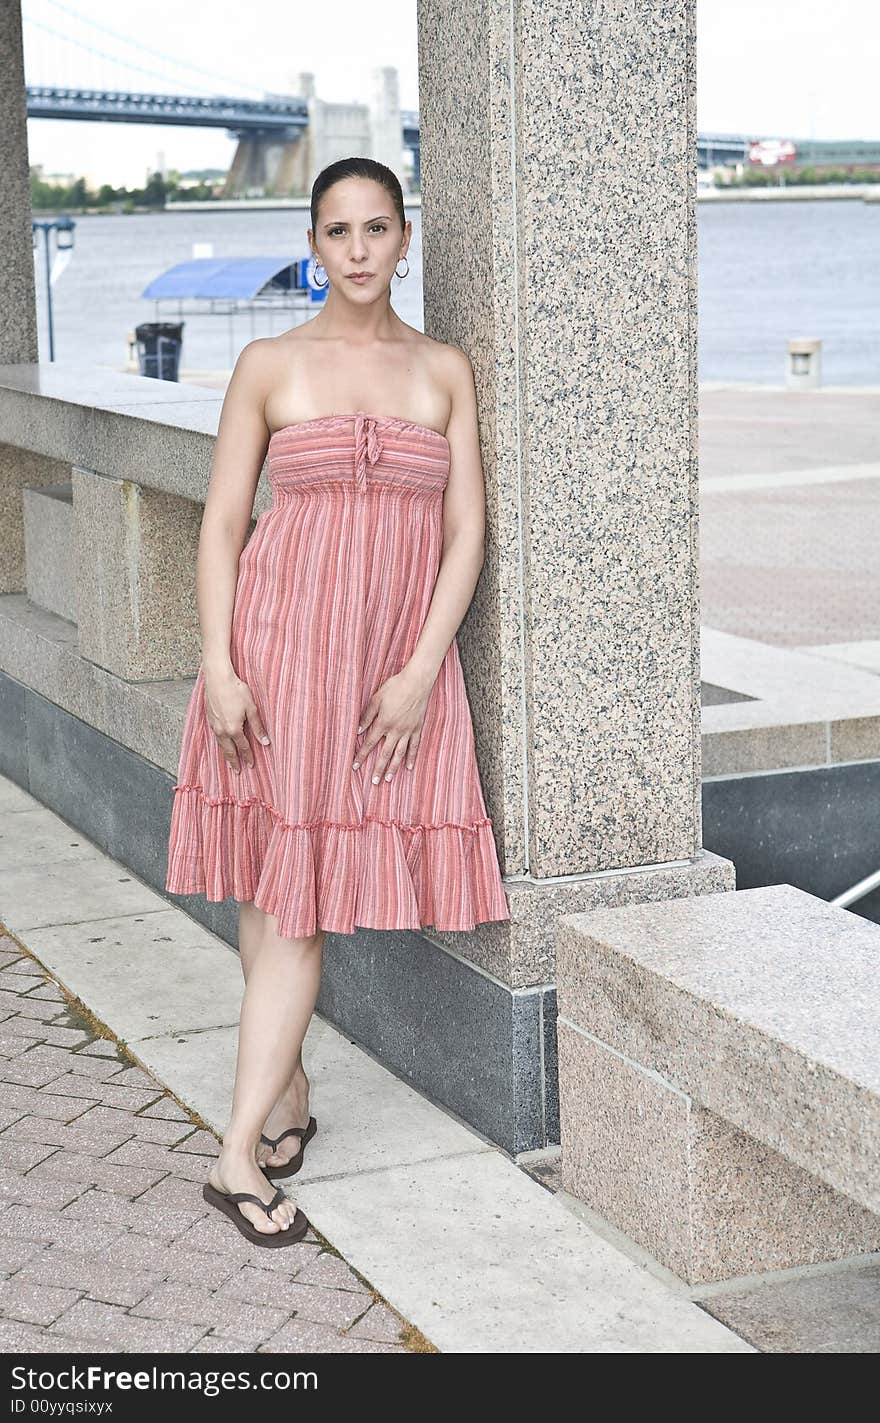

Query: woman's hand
[[353, 667, 432, 783], [203, 663, 270, 774]]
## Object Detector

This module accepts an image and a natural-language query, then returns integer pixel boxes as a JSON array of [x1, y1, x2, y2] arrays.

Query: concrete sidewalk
[[0, 772, 752, 1353]]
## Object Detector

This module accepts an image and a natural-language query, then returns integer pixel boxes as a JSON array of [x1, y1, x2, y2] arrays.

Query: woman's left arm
[[354, 347, 487, 784]]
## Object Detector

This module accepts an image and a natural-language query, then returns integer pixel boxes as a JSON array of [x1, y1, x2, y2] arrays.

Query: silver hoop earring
[[311, 258, 329, 288], [394, 257, 410, 279]]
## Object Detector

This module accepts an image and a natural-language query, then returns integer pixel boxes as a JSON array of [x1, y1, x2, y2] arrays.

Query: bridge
[[26, 84, 756, 192]]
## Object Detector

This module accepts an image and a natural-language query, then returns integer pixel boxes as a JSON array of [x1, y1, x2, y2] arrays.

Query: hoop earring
[[311, 258, 329, 288], [394, 257, 410, 280]]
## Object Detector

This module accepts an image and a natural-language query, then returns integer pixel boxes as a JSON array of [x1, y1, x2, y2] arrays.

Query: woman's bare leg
[[237, 900, 321, 1169], [207, 913, 325, 1236]]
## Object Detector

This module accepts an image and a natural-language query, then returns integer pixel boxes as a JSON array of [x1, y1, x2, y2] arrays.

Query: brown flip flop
[[202, 1180, 309, 1247], [260, 1115, 318, 1179]]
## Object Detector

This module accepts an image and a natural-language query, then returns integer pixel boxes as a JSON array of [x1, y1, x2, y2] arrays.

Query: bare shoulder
[[228, 336, 277, 394], [413, 332, 475, 414]]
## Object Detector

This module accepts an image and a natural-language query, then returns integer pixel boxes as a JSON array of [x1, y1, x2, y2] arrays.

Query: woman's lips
[[347, 274, 373, 283]]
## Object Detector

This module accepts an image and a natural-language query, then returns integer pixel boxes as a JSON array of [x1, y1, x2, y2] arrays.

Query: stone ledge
[[557, 883, 880, 1216], [0, 361, 270, 508]]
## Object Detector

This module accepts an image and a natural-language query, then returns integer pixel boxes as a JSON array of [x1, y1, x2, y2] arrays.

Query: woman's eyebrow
[[322, 214, 393, 227]]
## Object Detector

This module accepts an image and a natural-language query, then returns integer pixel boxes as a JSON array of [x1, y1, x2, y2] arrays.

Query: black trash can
[[135, 322, 184, 381]]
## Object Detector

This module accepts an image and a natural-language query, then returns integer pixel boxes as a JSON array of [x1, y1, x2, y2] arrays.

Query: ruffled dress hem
[[165, 784, 511, 939]]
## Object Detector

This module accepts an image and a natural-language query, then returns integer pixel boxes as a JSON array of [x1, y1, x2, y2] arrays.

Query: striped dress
[[164, 412, 510, 939]]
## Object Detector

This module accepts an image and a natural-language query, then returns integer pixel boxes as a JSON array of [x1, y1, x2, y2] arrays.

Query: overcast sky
[[21, 0, 880, 187]]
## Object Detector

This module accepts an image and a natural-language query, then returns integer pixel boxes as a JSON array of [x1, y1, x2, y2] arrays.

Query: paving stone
[[135, 1176, 218, 1212], [0, 993, 64, 1021], [260, 1281, 367, 1329], [0, 1168, 86, 1211], [23, 984, 68, 1002], [77, 1039, 125, 1059], [2, 1055, 72, 1089], [0, 1017, 52, 1041], [0, 974, 46, 992], [258, 1318, 407, 1353], [39, 1072, 164, 1111], [294, 1250, 372, 1294], [172, 1212, 322, 1271], [227, 1240, 324, 1275], [140, 1098, 192, 1121], [99, 1236, 236, 1290], [0, 1237, 51, 1272], [0, 1202, 129, 1252], [173, 1130, 220, 1156], [2, 1113, 136, 1153], [18, 1246, 165, 1308], [0, 1031, 42, 1056], [0, 1317, 109, 1352], [347, 1301, 409, 1344], [47, 1298, 206, 1352], [0, 1138, 60, 1171], [0, 1275, 84, 1324], [103, 1141, 212, 1181], [62, 1187, 206, 1241], [130, 1281, 291, 1346], [189, 1331, 258, 1353], [112, 1066, 163, 1089], [41, 1026, 95, 1047], [36, 1151, 168, 1196], [74, 1105, 198, 1145], [214, 1265, 305, 1307], [25, 1046, 126, 1081], [0, 1084, 100, 1119]]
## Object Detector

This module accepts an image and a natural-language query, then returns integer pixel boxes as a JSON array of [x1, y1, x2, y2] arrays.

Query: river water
[[33, 198, 880, 387]]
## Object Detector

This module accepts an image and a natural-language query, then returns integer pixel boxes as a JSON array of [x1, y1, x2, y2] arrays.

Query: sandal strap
[[259, 1126, 306, 1149], [226, 1186, 287, 1216]]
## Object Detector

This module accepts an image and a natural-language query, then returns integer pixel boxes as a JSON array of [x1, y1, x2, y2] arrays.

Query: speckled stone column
[[0, 5, 61, 595], [0, 0, 37, 365], [418, 0, 728, 988]]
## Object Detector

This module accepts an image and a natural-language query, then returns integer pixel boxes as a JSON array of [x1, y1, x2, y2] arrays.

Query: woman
[[165, 156, 509, 1246]]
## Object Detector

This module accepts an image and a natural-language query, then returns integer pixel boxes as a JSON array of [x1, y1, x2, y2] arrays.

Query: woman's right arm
[[195, 339, 273, 772]]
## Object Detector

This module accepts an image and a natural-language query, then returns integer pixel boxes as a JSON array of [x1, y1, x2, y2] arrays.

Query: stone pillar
[[418, 0, 726, 948], [0, 5, 66, 593], [369, 67, 403, 173], [408, 0, 733, 1147], [0, 0, 37, 364]]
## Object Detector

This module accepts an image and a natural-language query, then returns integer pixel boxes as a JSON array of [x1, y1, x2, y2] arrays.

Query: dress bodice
[[267, 412, 450, 498]]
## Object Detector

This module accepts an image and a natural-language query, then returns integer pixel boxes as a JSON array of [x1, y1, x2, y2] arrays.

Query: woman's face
[[310, 178, 409, 295]]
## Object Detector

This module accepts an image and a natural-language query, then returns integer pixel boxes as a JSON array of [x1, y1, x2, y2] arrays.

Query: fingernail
[[352, 761, 359, 770], [372, 774, 379, 783], [260, 735, 270, 745], [385, 773, 392, 781], [356, 725, 363, 734]]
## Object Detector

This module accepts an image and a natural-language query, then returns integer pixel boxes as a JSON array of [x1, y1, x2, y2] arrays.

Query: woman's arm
[[404, 345, 487, 691], [355, 346, 488, 784], [196, 339, 272, 675], [195, 339, 273, 772]]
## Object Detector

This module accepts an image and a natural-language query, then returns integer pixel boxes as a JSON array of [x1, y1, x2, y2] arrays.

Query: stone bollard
[[786, 337, 822, 389]]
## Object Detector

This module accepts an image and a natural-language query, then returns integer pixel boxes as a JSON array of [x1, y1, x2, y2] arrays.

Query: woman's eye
[[328, 225, 386, 236]]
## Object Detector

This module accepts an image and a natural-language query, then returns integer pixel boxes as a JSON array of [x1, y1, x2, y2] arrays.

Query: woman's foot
[[207, 1144, 300, 1235], [257, 1066, 311, 1171]]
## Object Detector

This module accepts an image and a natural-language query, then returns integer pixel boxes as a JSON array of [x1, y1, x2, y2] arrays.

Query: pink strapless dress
[[164, 412, 510, 939]]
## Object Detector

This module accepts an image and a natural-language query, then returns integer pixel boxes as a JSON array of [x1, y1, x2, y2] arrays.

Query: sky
[[20, 0, 880, 188]]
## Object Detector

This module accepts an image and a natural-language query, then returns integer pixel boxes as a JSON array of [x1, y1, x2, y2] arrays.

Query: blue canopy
[[141, 256, 299, 299]]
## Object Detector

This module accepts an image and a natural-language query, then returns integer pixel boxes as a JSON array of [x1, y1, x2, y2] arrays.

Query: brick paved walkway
[[0, 928, 433, 1354]]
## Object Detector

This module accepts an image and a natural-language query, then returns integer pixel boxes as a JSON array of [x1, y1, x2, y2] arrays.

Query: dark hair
[[310, 156, 406, 235]]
